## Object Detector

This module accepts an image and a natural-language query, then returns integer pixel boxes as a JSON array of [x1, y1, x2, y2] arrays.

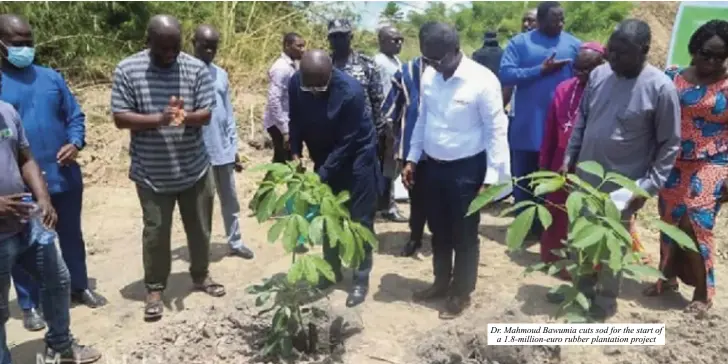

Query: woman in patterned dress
[[644, 20, 728, 313]]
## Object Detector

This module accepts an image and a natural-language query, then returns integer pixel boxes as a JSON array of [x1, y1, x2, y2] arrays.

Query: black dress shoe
[[381, 210, 408, 223], [412, 283, 449, 302], [346, 284, 368, 307], [22, 308, 46, 332], [439, 295, 471, 320], [400, 240, 422, 257], [71, 289, 105, 308]]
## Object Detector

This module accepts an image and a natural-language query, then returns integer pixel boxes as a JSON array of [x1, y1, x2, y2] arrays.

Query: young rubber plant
[[246, 161, 378, 358], [468, 160, 697, 323]]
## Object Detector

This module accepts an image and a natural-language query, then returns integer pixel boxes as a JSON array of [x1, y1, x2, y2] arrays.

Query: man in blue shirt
[[0, 14, 102, 329], [382, 57, 427, 257], [288, 49, 381, 308], [499, 1, 580, 236], [192, 25, 254, 260]]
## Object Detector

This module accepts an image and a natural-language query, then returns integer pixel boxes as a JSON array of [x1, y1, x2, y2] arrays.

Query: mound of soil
[[414, 310, 560, 364]]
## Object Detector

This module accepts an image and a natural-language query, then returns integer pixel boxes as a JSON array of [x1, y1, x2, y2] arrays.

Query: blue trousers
[[12, 187, 88, 310], [424, 152, 487, 296], [511, 150, 543, 234], [1, 227, 73, 364]]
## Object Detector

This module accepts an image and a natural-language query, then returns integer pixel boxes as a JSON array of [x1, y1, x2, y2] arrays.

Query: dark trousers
[[424, 152, 487, 296], [267, 126, 292, 164], [324, 164, 378, 286], [13, 187, 88, 310], [511, 150, 543, 234], [408, 160, 428, 242], [136, 171, 214, 292]]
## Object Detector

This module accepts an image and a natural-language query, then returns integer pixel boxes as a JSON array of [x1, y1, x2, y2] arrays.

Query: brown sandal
[[194, 277, 226, 297], [643, 280, 679, 297]]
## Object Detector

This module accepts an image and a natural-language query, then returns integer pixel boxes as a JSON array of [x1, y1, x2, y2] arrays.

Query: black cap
[[484, 31, 497, 40], [328, 19, 353, 35]]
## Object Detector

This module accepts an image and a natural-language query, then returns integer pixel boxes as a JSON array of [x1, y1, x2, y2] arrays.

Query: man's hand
[[56, 144, 79, 166], [36, 197, 57, 229], [541, 52, 571, 75], [234, 154, 244, 173], [626, 196, 648, 213], [0, 193, 33, 219], [401, 162, 416, 190], [161, 96, 185, 127], [558, 157, 572, 175]]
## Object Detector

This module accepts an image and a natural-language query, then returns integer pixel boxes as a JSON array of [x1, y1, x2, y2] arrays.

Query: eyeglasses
[[697, 48, 727, 62], [422, 55, 444, 66]]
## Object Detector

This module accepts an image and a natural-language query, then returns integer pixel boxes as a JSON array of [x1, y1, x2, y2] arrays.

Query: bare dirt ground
[[7, 3, 728, 363]]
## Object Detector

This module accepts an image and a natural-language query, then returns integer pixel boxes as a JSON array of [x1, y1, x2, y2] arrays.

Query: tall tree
[[380, 1, 404, 25]]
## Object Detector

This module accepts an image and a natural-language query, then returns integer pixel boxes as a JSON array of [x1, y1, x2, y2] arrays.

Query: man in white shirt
[[374, 25, 407, 223], [401, 22, 509, 319]]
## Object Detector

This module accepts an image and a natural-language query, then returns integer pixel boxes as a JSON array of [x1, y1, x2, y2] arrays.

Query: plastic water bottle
[[21, 194, 57, 246]]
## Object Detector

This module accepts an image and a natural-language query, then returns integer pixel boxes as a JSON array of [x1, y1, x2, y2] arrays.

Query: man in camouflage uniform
[[328, 19, 399, 219]]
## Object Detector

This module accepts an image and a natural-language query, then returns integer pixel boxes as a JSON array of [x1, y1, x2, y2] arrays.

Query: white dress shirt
[[407, 55, 510, 185]]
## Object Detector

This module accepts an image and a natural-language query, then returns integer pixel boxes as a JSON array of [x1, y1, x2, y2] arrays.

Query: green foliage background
[[0, 1, 633, 88]]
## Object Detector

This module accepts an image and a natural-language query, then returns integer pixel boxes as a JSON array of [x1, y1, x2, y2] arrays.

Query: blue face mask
[[1, 42, 35, 68]]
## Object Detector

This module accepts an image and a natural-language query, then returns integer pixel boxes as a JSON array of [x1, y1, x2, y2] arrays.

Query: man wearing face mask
[[373, 25, 407, 223], [401, 22, 509, 319], [112, 15, 223, 322], [288, 49, 382, 308], [563, 19, 681, 319], [0, 14, 103, 330]]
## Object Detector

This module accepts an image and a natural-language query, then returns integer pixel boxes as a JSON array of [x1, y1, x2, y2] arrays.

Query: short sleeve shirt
[[111, 50, 215, 193], [0, 101, 29, 239]]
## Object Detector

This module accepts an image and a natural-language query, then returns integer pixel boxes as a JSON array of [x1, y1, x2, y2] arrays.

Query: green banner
[[667, 1, 728, 67]]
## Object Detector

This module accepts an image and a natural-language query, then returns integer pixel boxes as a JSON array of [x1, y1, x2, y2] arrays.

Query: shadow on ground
[[619, 276, 691, 311], [8, 277, 105, 322], [10, 338, 44, 364], [171, 242, 230, 264], [372, 273, 443, 311], [119, 272, 202, 312], [516, 284, 557, 317], [376, 231, 432, 258]]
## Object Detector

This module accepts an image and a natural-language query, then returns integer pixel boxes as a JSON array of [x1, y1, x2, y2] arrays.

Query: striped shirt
[[111, 50, 215, 193]]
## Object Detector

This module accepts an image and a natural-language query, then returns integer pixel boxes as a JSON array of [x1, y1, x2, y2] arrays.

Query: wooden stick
[[249, 104, 255, 140]]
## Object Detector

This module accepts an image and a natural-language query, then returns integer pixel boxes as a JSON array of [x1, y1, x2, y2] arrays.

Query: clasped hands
[[160, 96, 187, 127]]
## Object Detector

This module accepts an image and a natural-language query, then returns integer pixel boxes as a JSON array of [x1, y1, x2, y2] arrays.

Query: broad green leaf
[[653, 220, 698, 252], [624, 264, 666, 280], [287, 259, 305, 283], [302, 256, 319, 285], [602, 216, 632, 243], [308, 216, 325, 245], [294, 214, 310, 241], [569, 216, 590, 238], [547, 264, 561, 276], [282, 217, 299, 253], [499, 200, 537, 217], [604, 199, 621, 222], [255, 190, 278, 223], [303, 171, 321, 183], [506, 206, 536, 250], [325, 216, 342, 248], [549, 284, 574, 296], [466, 183, 510, 216], [571, 224, 605, 249], [533, 177, 565, 197], [575, 292, 590, 310], [566, 173, 601, 197], [605, 234, 622, 272], [577, 160, 605, 180], [300, 191, 318, 205], [339, 238, 355, 265], [605, 172, 650, 198], [565, 191, 586, 223], [274, 184, 300, 214], [536, 205, 553, 230], [267, 218, 287, 244], [592, 240, 604, 268], [293, 194, 309, 215], [524, 262, 547, 275], [320, 197, 338, 216], [248, 162, 290, 174], [340, 220, 355, 247], [352, 222, 378, 249], [525, 170, 562, 179], [280, 335, 293, 356], [565, 311, 589, 323], [260, 340, 278, 357], [255, 291, 271, 307], [336, 190, 351, 204], [309, 255, 336, 282]]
